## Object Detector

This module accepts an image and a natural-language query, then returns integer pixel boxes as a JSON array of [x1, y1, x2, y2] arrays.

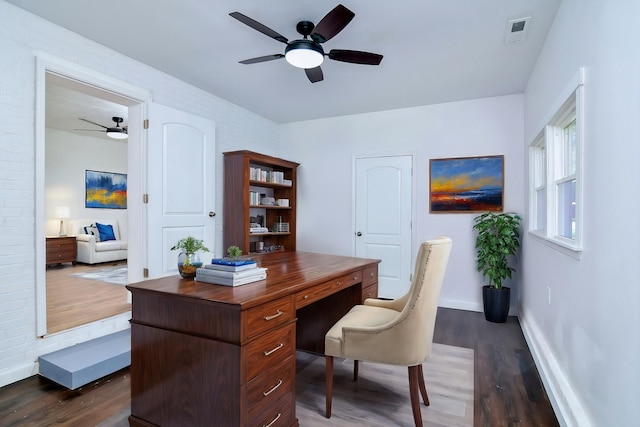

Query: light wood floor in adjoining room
[[45, 261, 131, 334]]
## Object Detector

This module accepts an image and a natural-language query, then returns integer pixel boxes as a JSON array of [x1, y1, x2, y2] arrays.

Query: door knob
[[356, 231, 362, 236], [209, 211, 216, 217]]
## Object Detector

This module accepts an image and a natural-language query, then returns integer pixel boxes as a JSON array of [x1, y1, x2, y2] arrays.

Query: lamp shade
[[285, 40, 324, 69], [54, 206, 70, 219]]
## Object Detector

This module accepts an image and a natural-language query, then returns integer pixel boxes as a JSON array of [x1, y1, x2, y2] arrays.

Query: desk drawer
[[246, 356, 295, 421], [363, 265, 378, 286], [248, 393, 296, 427], [362, 282, 378, 302], [295, 270, 363, 309], [244, 296, 294, 341], [245, 323, 295, 382]]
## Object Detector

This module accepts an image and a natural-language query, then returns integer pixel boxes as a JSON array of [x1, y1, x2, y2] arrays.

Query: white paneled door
[[146, 103, 216, 278], [355, 156, 412, 299]]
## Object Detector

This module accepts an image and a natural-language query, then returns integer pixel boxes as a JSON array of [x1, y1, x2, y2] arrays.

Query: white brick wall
[[0, 1, 280, 387]]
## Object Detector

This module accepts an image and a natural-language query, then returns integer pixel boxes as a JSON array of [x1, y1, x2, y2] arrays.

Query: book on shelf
[[249, 167, 287, 185], [195, 271, 267, 287], [210, 258, 256, 266], [203, 262, 257, 272], [196, 267, 267, 279]]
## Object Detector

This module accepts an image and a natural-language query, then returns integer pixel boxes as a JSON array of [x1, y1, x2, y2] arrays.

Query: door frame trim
[[35, 53, 151, 336]]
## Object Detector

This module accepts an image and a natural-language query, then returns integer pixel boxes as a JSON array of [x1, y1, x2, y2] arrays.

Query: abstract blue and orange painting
[[429, 155, 503, 212], [85, 170, 127, 209]]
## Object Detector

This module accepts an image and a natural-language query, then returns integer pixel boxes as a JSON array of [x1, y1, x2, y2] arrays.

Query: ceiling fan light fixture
[[106, 128, 128, 139], [285, 40, 324, 69]]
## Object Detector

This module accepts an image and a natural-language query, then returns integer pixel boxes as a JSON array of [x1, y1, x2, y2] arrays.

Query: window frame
[[528, 68, 584, 254]]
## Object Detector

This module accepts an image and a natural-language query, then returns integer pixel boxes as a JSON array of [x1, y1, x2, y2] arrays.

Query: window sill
[[528, 230, 583, 260]]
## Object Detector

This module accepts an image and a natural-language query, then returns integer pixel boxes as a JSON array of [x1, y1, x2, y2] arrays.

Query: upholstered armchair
[[324, 236, 453, 427]]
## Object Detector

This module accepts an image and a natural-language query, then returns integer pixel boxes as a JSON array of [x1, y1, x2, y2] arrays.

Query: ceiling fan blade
[[239, 54, 285, 65], [74, 129, 104, 132], [311, 4, 355, 43], [328, 49, 383, 65], [79, 118, 108, 129], [229, 12, 288, 44], [305, 66, 324, 83]]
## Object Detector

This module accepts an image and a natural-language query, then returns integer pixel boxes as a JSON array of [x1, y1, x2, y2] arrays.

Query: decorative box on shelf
[[271, 222, 290, 233]]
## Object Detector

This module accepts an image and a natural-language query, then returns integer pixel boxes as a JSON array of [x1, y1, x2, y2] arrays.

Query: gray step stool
[[38, 329, 130, 389]]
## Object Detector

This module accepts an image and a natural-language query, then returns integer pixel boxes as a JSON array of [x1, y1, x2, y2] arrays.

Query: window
[[532, 140, 546, 232], [529, 69, 584, 252]]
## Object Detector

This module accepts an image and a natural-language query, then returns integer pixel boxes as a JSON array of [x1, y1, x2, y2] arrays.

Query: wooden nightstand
[[46, 236, 77, 268]]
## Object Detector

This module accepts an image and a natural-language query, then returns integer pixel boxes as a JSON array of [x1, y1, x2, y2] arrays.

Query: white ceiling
[[9, 0, 561, 126]]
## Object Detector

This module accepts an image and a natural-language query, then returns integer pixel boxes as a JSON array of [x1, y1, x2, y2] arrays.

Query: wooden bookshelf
[[223, 150, 299, 255]]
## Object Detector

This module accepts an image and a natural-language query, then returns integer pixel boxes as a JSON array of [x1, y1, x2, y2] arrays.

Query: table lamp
[[55, 206, 70, 236]]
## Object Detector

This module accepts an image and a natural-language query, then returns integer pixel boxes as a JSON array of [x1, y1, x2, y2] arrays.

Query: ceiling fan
[[230, 4, 383, 83], [75, 116, 128, 140]]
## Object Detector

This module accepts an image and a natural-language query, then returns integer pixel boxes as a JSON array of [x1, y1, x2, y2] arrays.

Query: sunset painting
[[85, 170, 127, 209], [429, 155, 504, 212]]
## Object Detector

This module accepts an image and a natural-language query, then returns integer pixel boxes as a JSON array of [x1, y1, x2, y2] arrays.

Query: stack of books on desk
[[196, 258, 267, 287]]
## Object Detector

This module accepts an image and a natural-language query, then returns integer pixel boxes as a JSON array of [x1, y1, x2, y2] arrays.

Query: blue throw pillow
[[96, 222, 116, 241]]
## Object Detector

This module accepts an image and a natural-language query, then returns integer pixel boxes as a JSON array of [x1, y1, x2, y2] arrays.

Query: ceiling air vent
[[504, 16, 531, 45]]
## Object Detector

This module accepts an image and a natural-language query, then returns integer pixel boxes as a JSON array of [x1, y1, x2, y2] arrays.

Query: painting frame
[[85, 170, 127, 209], [429, 155, 504, 213]]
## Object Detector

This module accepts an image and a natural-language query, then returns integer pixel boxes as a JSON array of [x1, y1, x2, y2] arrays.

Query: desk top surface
[[127, 251, 379, 309]]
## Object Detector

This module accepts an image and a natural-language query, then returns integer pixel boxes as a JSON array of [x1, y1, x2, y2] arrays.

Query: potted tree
[[171, 236, 210, 279], [473, 212, 522, 323]]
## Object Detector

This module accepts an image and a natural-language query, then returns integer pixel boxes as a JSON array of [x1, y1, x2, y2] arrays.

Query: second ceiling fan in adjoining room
[[76, 116, 128, 140]]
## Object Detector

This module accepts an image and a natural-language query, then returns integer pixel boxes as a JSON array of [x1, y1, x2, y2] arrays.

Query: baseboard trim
[[439, 297, 519, 316], [0, 362, 38, 389], [439, 298, 482, 312], [519, 309, 593, 427]]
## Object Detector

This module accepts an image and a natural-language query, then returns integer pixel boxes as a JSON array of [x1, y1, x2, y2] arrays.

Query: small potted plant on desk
[[226, 245, 242, 259], [473, 211, 522, 323], [171, 236, 210, 279]]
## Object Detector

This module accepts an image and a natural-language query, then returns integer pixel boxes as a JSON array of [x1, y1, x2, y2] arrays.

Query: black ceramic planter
[[482, 285, 511, 323]]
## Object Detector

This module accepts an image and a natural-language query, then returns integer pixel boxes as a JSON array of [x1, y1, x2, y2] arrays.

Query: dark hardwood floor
[[0, 308, 558, 427], [433, 308, 559, 427]]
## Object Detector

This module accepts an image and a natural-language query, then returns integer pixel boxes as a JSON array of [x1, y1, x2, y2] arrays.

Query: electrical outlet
[[547, 286, 551, 305]]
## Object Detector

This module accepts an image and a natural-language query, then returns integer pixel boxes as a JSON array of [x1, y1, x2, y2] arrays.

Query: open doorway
[[44, 76, 131, 333], [35, 57, 150, 336]]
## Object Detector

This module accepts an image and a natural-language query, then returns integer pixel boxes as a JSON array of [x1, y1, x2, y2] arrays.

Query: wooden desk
[[126, 251, 379, 427]]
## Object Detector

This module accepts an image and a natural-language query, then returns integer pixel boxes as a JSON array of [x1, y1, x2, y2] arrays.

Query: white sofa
[[70, 219, 128, 264]]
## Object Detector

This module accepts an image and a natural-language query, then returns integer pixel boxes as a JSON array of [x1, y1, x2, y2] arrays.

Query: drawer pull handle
[[263, 412, 281, 427], [336, 281, 342, 287], [264, 342, 284, 356], [303, 295, 309, 299], [264, 310, 283, 321], [370, 272, 375, 277], [353, 276, 358, 280], [263, 379, 283, 396]]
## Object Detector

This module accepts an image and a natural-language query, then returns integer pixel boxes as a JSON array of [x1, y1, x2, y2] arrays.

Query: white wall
[[281, 94, 525, 313], [45, 129, 128, 236], [0, 1, 280, 388], [521, 1, 640, 426]]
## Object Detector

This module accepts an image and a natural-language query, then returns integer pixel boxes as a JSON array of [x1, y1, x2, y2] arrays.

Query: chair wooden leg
[[353, 360, 359, 381], [418, 364, 429, 406], [325, 356, 334, 418], [408, 365, 424, 427]]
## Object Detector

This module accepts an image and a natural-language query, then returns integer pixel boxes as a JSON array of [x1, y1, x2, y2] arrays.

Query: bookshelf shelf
[[249, 205, 292, 209]]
